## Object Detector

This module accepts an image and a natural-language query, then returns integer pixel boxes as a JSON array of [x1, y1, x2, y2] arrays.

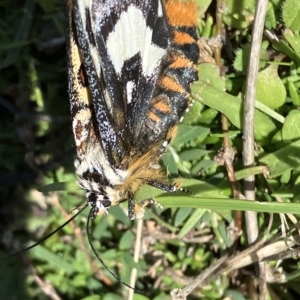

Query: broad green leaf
[[282, 110, 300, 140], [134, 184, 167, 202], [32, 245, 76, 274], [178, 208, 206, 238], [282, 0, 300, 31], [259, 139, 300, 177], [156, 193, 300, 215], [271, 38, 300, 64], [218, 222, 234, 247], [234, 44, 269, 74], [288, 80, 300, 106], [182, 100, 204, 124], [191, 82, 277, 145], [198, 63, 225, 90], [153, 294, 170, 300], [255, 100, 285, 123], [101, 249, 118, 260], [179, 178, 227, 198], [293, 176, 300, 201], [265, 2, 277, 29], [119, 230, 134, 250], [133, 294, 151, 300], [191, 159, 216, 175], [81, 296, 101, 300], [284, 29, 300, 54], [199, 107, 219, 124], [162, 151, 178, 176], [170, 124, 210, 147], [72, 274, 90, 287], [179, 149, 210, 161], [256, 64, 286, 109], [234, 166, 267, 180], [73, 250, 93, 274], [38, 181, 80, 193], [223, 0, 256, 29], [196, 0, 213, 16], [224, 289, 248, 300], [103, 294, 123, 300], [174, 207, 193, 226]]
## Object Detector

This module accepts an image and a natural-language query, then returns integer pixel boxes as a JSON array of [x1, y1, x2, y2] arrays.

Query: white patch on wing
[[75, 142, 129, 187], [126, 81, 135, 104], [158, 0, 163, 17], [103, 87, 113, 113], [106, 5, 166, 76], [72, 111, 90, 146]]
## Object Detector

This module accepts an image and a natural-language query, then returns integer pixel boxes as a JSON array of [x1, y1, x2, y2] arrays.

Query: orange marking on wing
[[173, 31, 195, 45], [160, 76, 185, 93], [169, 56, 193, 69], [153, 101, 171, 113], [148, 111, 160, 123], [165, 1, 197, 27]]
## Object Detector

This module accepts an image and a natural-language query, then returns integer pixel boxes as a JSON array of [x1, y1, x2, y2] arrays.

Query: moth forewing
[[66, 0, 94, 162]]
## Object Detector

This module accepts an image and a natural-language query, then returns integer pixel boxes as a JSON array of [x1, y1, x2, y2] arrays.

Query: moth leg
[[128, 199, 144, 220], [146, 180, 180, 192], [128, 198, 163, 220], [129, 181, 180, 220], [147, 180, 194, 195], [128, 182, 181, 220], [128, 199, 135, 220], [141, 198, 164, 210]]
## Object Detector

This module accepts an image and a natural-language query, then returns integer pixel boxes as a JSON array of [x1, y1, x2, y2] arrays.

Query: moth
[[66, 0, 199, 220], [0, 0, 199, 293], [66, 0, 199, 289]]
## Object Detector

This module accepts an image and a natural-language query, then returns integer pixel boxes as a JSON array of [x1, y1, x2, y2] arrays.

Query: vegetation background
[[1, 0, 300, 299]]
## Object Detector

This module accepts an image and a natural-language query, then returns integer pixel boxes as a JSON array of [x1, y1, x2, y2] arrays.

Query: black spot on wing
[[145, 0, 159, 27], [152, 16, 169, 49], [121, 53, 142, 81], [79, 63, 89, 88], [146, 1, 169, 49]]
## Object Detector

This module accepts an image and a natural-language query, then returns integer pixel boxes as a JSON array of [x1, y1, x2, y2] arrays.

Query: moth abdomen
[[165, 0, 199, 64]]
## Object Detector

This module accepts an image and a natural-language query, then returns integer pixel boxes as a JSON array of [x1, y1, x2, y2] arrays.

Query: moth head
[[86, 191, 111, 218]]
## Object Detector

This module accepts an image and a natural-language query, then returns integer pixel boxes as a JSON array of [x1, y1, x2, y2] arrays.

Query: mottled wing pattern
[[69, 0, 172, 166], [67, 0, 95, 162], [69, 0, 123, 167], [67, 0, 199, 218]]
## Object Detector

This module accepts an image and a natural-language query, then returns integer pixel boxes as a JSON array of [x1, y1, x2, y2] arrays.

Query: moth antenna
[[86, 208, 139, 292], [0, 204, 88, 261]]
